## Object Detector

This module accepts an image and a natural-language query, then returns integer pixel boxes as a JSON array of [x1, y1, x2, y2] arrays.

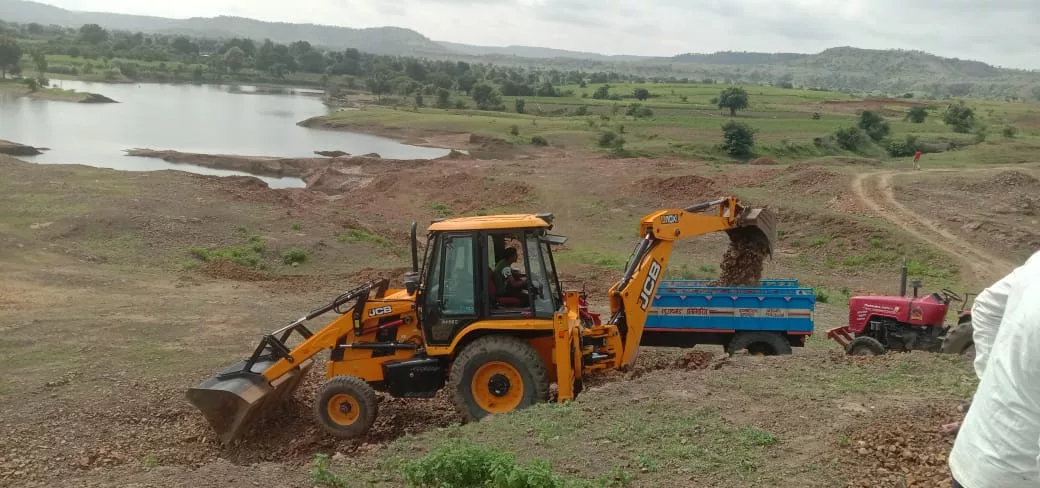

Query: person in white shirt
[[947, 250, 1040, 488]]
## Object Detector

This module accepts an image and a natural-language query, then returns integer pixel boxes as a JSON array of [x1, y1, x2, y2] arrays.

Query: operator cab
[[416, 214, 567, 346]]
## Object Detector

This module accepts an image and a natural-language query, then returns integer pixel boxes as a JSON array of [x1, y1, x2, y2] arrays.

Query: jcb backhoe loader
[[187, 197, 775, 444]]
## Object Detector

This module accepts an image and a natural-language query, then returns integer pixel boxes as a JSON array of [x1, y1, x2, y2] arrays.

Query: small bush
[[1002, 126, 1018, 138], [310, 454, 349, 487], [574, 105, 588, 116], [510, 124, 520, 136], [906, 106, 928, 123], [598, 130, 626, 153], [625, 103, 653, 118], [282, 248, 308, 265], [720, 121, 756, 158], [189, 245, 262, 268], [886, 135, 920, 157], [835, 126, 867, 151], [530, 135, 548, 146], [815, 288, 831, 303], [400, 440, 566, 488]]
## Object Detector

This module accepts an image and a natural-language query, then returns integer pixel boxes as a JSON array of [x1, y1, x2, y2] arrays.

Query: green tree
[[435, 88, 451, 108], [414, 92, 424, 108], [223, 46, 246, 72], [633, 87, 650, 101], [721, 121, 756, 158], [0, 37, 22, 79], [858, 110, 890, 141], [515, 97, 526, 114], [471, 83, 504, 111], [592, 85, 610, 100], [79, 24, 108, 44], [31, 49, 47, 81], [717, 87, 749, 116], [0, 36, 20, 78], [906, 106, 928, 123], [943, 101, 976, 133], [535, 82, 557, 97]]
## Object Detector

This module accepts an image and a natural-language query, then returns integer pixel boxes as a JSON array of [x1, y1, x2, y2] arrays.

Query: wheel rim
[[327, 393, 361, 426], [471, 361, 524, 413]]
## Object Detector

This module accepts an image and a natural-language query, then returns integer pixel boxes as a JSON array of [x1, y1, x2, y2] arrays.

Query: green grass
[[189, 236, 266, 268], [337, 228, 392, 247]]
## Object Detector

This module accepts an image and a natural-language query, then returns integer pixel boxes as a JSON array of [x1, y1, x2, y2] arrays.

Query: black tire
[[941, 315, 974, 356], [449, 335, 549, 421], [313, 375, 378, 439], [726, 331, 793, 356], [847, 336, 886, 356]]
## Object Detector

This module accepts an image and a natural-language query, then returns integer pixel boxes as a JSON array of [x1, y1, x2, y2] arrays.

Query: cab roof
[[427, 213, 553, 232]]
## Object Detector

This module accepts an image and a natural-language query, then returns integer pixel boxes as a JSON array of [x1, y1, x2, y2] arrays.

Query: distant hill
[[438, 41, 649, 61], [669, 51, 809, 65], [3, 0, 1038, 98], [0, 0, 453, 56]]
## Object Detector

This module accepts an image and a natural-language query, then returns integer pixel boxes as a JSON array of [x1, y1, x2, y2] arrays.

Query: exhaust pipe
[[899, 258, 908, 296]]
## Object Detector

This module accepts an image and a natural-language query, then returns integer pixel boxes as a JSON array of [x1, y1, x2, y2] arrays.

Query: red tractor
[[827, 268, 975, 356]]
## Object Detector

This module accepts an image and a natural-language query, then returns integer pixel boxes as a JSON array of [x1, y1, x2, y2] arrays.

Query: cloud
[[37, 0, 1040, 68]]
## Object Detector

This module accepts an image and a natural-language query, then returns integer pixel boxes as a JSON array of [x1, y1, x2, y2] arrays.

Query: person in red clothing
[[913, 150, 922, 170]]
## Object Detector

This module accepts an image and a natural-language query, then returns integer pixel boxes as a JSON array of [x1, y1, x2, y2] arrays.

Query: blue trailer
[[640, 279, 816, 355]]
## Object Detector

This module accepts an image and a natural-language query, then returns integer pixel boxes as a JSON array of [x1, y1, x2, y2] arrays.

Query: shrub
[[886, 135, 920, 157], [510, 125, 520, 136], [1002, 126, 1018, 138], [530, 135, 548, 146], [906, 106, 927, 123], [401, 440, 565, 488], [721, 121, 756, 158], [835, 126, 867, 151], [574, 105, 588, 116], [282, 248, 308, 265], [625, 103, 653, 118], [858, 110, 890, 141]]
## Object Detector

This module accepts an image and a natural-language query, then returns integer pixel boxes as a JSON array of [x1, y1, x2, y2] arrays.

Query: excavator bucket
[[729, 206, 778, 255], [186, 353, 313, 445]]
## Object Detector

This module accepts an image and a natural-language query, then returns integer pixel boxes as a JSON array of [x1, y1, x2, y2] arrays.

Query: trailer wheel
[[727, 332, 792, 356], [314, 375, 378, 439], [449, 336, 548, 421], [847, 336, 886, 356]]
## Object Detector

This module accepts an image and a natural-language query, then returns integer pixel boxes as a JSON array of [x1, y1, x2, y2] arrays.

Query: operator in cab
[[947, 250, 1040, 488], [493, 247, 528, 304]]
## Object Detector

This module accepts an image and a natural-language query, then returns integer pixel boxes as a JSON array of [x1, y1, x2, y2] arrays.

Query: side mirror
[[404, 270, 420, 295]]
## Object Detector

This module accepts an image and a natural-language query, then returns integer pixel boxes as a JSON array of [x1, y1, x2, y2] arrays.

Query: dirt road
[[851, 168, 1020, 287]]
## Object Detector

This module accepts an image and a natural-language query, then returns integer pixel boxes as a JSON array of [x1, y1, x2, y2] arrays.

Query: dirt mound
[[199, 260, 271, 281], [842, 403, 962, 488], [963, 170, 1039, 192], [302, 166, 374, 195], [713, 228, 770, 286], [782, 168, 839, 195], [424, 173, 534, 214], [0, 367, 463, 485], [629, 175, 720, 205]]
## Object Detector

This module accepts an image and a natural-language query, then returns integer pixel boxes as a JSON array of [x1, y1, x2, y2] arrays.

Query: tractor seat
[[489, 267, 525, 307]]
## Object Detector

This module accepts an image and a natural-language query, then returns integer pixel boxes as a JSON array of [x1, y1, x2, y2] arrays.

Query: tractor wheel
[[314, 375, 378, 439], [846, 336, 886, 356], [449, 335, 549, 421], [940, 316, 974, 357], [727, 331, 792, 356]]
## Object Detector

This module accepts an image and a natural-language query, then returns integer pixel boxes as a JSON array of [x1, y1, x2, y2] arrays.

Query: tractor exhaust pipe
[[899, 258, 908, 296], [405, 222, 420, 295]]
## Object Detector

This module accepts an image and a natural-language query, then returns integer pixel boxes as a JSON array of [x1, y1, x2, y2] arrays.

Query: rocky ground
[[0, 149, 1020, 487]]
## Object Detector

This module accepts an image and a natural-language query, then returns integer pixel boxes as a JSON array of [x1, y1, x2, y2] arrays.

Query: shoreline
[[0, 82, 117, 103], [297, 114, 465, 151]]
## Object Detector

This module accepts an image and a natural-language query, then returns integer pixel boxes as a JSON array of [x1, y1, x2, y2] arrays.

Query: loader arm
[[606, 197, 776, 368]]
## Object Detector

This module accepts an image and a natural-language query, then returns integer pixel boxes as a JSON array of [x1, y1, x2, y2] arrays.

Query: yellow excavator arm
[[605, 197, 776, 367]]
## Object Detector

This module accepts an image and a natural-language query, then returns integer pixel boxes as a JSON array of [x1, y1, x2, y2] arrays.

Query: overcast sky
[[41, 0, 1040, 70]]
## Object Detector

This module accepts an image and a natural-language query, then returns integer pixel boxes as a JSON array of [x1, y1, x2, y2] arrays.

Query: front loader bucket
[[729, 206, 778, 254], [186, 355, 313, 445]]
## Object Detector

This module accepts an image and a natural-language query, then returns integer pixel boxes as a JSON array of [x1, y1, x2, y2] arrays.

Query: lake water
[[0, 80, 450, 188]]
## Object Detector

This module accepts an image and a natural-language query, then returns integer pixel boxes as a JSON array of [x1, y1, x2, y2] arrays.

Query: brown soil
[[841, 403, 962, 488], [628, 174, 721, 206], [714, 228, 770, 285]]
